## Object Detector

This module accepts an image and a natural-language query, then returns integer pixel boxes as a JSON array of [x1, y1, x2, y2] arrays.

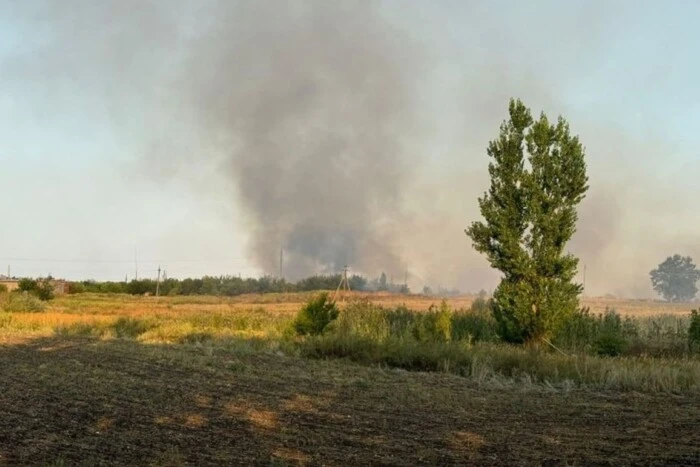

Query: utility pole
[[134, 248, 138, 281], [332, 265, 351, 302], [6, 264, 9, 279], [156, 266, 162, 297]]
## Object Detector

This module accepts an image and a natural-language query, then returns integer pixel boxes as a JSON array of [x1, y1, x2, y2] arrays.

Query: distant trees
[[18, 278, 55, 301], [466, 98, 589, 344], [650, 255, 700, 302], [378, 273, 388, 291], [66, 272, 411, 297]]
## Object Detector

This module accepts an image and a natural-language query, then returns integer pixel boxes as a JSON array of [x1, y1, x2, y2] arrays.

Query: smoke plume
[[2, 1, 699, 296], [175, 1, 418, 279]]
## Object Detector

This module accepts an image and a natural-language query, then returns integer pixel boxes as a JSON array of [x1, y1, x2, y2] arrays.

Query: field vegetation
[[1, 291, 700, 464]]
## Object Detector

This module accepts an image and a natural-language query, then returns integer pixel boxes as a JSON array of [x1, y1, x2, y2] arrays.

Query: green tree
[[649, 255, 700, 302], [378, 272, 388, 291], [18, 278, 55, 301], [465, 98, 589, 343]]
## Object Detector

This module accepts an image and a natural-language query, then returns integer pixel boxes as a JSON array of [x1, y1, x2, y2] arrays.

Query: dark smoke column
[[184, 1, 414, 279]]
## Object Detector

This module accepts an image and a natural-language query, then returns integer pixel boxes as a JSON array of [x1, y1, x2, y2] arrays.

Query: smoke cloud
[[2, 1, 698, 296], [176, 1, 419, 279]]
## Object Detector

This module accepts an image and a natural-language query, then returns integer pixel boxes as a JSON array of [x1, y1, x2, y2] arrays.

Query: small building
[[50, 280, 69, 295], [0, 277, 68, 295]]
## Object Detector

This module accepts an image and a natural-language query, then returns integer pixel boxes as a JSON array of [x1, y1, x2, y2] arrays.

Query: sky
[[0, 0, 698, 298]]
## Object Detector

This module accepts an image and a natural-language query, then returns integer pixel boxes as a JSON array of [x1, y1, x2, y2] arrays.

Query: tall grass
[[297, 299, 700, 392]]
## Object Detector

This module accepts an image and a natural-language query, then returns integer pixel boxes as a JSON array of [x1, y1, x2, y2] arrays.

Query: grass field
[[1, 292, 699, 465]]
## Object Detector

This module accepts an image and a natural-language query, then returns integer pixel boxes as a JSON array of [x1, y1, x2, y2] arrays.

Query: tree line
[[67, 272, 411, 296]]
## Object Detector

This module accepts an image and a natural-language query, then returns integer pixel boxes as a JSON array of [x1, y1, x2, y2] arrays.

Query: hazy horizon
[[1, 1, 699, 298]]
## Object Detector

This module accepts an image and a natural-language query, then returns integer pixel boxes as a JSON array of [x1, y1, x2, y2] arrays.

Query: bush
[[68, 282, 87, 294], [293, 293, 339, 336], [18, 278, 54, 301], [594, 334, 627, 357], [0, 284, 7, 294], [689, 310, 700, 352], [112, 317, 153, 339], [3, 292, 47, 313], [413, 301, 452, 342], [452, 300, 498, 343]]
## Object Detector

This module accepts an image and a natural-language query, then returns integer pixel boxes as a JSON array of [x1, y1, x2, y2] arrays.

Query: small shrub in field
[[451, 299, 497, 343], [594, 334, 627, 357], [67, 282, 87, 294], [3, 292, 46, 313], [554, 307, 597, 351], [413, 301, 452, 342], [689, 310, 700, 352], [470, 297, 491, 314], [112, 317, 153, 339], [293, 293, 339, 336], [18, 278, 55, 301], [0, 284, 7, 294]]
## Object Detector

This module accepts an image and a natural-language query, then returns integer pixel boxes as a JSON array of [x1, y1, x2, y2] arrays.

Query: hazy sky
[[0, 1, 698, 297]]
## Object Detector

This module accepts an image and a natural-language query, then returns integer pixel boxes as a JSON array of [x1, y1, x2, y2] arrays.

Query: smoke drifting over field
[[2, 1, 698, 296], [178, 2, 416, 279]]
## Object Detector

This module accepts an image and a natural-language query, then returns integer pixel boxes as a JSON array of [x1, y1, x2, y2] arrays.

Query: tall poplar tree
[[466, 99, 589, 343]]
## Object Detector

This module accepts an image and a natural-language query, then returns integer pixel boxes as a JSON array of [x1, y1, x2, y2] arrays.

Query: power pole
[[6, 264, 9, 278], [332, 265, 351, 302], [134, 249, 138, 281], [156, 266, 162, 297]]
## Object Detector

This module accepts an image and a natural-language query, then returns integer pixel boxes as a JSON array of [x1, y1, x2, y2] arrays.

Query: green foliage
[[293, 293, 339, 336], [378, 272, 388, 291], [67, 282, 87, 294], [18, 278, 55, 301], [554, 307, 641, 356], [689, 310, 700, 352], [0, 284, 7, 294], [466, 98, 588, 343], [71, 273, 376, 297], [594, 334, 627, 357], [413, 301, 452, 342], [112, 317, 154, 339], [650, 255, 700, 302], [3, 292, 47, 313], [452, 299, 498, 342]]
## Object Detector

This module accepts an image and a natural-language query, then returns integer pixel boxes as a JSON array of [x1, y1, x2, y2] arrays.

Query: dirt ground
[[1, 336, 698, 466]]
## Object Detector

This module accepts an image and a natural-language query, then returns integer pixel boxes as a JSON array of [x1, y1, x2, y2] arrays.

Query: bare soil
[[1, 337, 698, 466]]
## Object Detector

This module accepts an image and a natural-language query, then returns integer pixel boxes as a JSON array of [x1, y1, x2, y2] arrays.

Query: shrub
[[413, 301, 452, 342], [68, 282, 87, 294], [3, 292, 46, 313], [18, 278, 54, 301], [0, 284, 8, 294], [594, 334, 627, 357], [689, 310, 700, 352], [112, 317, 153, 339], [293, 293, 339, 336], [452, 300, 498, 343]]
